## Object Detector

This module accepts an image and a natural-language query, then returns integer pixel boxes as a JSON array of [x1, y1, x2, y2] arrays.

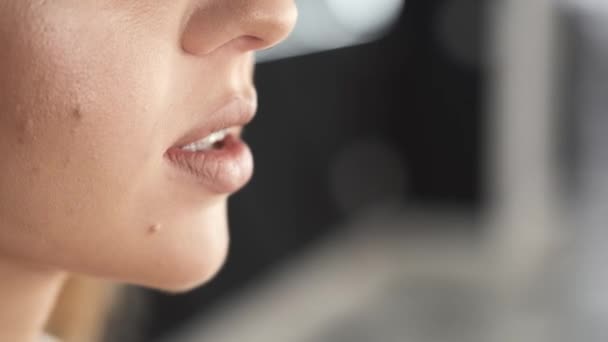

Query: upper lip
[[169, 94, 257, 150]]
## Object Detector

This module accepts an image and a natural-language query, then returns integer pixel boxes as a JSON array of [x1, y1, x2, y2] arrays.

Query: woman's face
[[0, 1, 296, 291]]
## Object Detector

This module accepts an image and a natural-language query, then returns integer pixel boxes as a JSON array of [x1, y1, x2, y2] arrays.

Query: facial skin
[[0, 1, 297, 292]]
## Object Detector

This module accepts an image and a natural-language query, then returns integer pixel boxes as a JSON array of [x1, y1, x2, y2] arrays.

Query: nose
[[181, 0, 298, 56]]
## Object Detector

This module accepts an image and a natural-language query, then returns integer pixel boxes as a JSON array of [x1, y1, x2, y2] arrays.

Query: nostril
[[232, 35, 267, 52], [181, 0, 298, 57]]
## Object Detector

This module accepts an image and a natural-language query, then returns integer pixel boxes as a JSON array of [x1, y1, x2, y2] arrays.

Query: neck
[[0, 256, 65, 342]]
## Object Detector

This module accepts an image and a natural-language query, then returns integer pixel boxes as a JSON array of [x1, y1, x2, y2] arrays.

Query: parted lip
[[169, 94, 257, 150]]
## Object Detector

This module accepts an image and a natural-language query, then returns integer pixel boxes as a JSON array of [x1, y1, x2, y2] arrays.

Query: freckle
[[148, 224, 162, 234], [72, 107, 83, 121], [31, 166, 41, 174], [16, 118, 34, 144], [70, 107, 83, 135]]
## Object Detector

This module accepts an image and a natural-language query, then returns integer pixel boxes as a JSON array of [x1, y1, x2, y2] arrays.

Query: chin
[[127, 206, 231, 293], [159, 256, 228, 294], [167, 231, 229, 294], [142, 235, 229, 294]]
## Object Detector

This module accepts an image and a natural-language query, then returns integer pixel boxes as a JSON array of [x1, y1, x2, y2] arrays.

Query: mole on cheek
[[72, 107, 83, 121], [62, 155, 71, 168], [70, 106, 84, 134], [16, 118, 35, 144], [148, 224, 162, 235]]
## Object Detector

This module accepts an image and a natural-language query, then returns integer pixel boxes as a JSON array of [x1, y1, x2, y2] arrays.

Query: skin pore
[[0, 1, 296, 341]]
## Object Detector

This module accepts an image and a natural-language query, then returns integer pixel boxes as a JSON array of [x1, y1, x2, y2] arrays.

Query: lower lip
[[165, 134, 254, 194]]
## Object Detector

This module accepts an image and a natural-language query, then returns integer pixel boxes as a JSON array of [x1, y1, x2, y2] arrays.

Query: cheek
[[0, 6, 229, 289], [0, 10, 162, 226]]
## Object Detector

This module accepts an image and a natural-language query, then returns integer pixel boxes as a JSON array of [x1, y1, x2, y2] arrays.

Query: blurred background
[[53, 0, 608, 341]]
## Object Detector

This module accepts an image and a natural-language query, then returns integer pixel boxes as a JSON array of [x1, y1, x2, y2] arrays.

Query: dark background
[[140, 1, 485, 339]]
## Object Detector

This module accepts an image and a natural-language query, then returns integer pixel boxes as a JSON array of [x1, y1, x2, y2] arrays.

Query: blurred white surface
[[256, 0, 405, 62]]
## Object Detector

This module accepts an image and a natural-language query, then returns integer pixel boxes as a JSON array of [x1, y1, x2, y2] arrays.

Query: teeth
[[181, 129, 229, 152]]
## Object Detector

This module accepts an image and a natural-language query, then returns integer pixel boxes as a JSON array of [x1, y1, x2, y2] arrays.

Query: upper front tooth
[[182, 129, 229, 152]]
